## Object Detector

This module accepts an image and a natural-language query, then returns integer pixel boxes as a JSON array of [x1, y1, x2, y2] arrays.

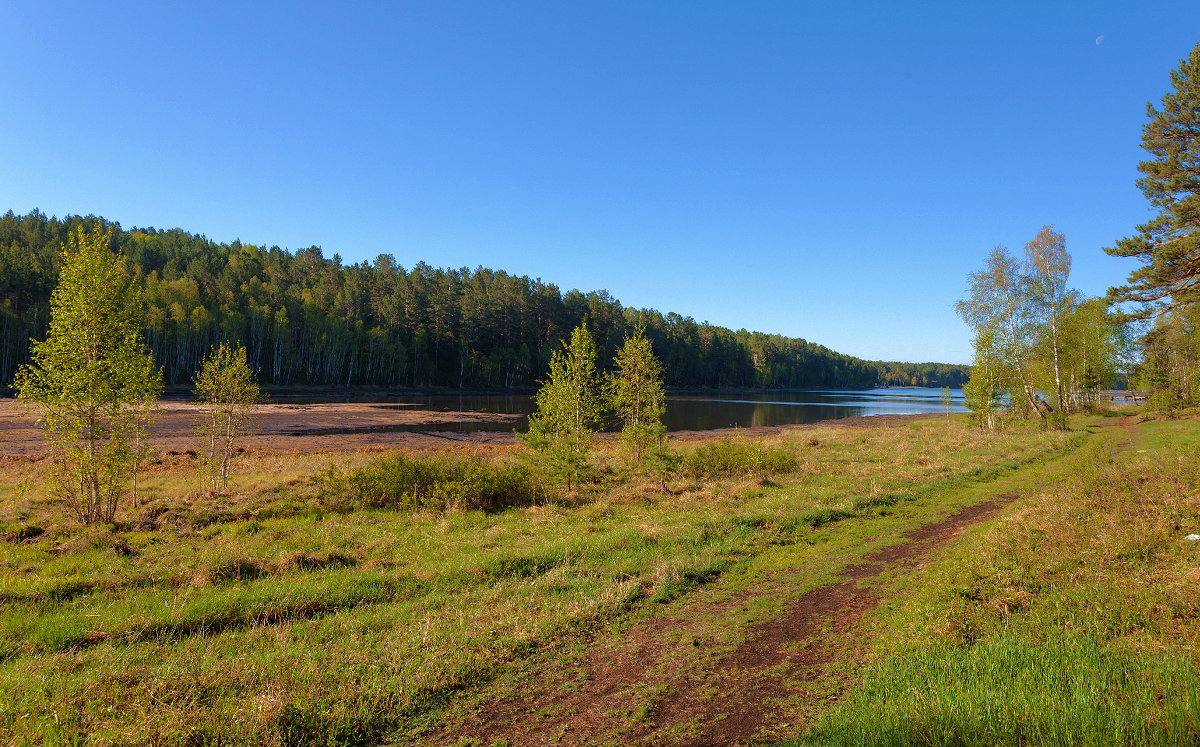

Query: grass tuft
[[682, 438, 798, 479], [316, 452, 544, 512]]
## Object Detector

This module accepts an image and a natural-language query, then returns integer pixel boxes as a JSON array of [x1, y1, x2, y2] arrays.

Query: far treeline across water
[[0, 210, 967, 392]]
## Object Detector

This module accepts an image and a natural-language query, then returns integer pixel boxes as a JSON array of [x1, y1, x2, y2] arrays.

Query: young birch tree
[[1058, 298, 1124, 411], [195, 341, 264, 492], [962, 327, 1008, 431], [1025, 225, 1075, 417], [14, 226, 161, 524], [956, 245, 1045, 420]]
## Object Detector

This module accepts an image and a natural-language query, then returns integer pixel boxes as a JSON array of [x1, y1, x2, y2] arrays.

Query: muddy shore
[[0, 400, 936, 458]]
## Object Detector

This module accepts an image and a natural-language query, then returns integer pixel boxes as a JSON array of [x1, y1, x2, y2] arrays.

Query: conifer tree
[[14, 226, 161, 524], [520, 325, 604, 491], [1107, 43, 1200, 317], [606, 325, 666, 463]]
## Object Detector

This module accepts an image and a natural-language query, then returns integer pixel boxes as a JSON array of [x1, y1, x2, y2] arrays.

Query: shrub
[[1145, 390, 1180, 416], [317, 452, 543, 512], [682, 439, 798, 479]]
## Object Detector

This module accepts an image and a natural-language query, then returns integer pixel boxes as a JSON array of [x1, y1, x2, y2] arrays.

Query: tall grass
[[315, 451, 544, 512], [801, 632, 1200, 746], [681, 438, 798, 478]]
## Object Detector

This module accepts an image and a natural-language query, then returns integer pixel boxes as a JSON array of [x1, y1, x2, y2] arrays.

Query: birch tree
[[14, 226, 161, 524], [1025, 225, 1074, 416], [962, 327, 1008, 431], [194, 341, 264, 492], [956, 245, 1045, 419]]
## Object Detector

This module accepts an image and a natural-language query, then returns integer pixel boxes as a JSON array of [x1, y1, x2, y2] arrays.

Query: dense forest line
[[0, 210, 967, 392]]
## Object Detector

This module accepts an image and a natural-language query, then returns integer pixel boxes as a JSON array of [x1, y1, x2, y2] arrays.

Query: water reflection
[[278, 388, 966, 433], [662, 388, 965, 430]]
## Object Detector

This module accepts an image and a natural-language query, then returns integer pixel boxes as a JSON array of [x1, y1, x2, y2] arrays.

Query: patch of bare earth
[[0, 399, 937, 459], [424, 496, 1015, 746], [0, 399, 522, 457]]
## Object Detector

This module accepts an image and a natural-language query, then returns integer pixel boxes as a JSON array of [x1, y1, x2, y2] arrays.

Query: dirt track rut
[[425, 496, 1016, 746]]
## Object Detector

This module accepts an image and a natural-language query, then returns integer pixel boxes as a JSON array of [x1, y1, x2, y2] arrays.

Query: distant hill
[[0, 210, 968, 391]]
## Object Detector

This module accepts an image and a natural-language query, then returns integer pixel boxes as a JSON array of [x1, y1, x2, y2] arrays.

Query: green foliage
[[606, 325, 667, 463], [194, 341, 265, 491], [873, 361, 969, 388], [1058, 297, 1127, 410], [959, 230, 1124, 427], [13, 226, 161, 524], [1025, 225, 1075, 414], [1106, 42, 1200, 318], [957, 244, 1044, 419], [1136, 305, 1200, 412], [1, 210, 961, 392], [316, 452, 543, 512], [682, 438, 798, 479], [520, 325, 606, 490]]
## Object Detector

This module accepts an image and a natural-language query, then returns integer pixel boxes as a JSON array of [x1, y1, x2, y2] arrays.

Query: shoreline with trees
[[0, 210, 969, 395]]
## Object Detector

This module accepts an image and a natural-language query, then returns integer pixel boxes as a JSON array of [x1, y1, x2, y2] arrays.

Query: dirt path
[[424, 496, 1016, 746]]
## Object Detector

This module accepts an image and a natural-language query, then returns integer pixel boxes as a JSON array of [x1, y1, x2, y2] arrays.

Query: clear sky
[[3, 1, 1198, 364]]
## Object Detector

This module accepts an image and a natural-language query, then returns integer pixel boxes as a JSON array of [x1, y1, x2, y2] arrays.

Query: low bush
[[316, 452, 544, 512], [682, 438, 798, 479]]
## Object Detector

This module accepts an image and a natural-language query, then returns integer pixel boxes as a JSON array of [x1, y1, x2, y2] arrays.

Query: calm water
[[276, 388, 966, 433]]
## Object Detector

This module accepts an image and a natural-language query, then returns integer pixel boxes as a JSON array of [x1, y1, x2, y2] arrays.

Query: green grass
[[0, 417, 1073, 745], [799, 632, 1200, 746], [681, 437, 798, 478], [315, 451, 545, 512], [792, 414, 1200, 746]]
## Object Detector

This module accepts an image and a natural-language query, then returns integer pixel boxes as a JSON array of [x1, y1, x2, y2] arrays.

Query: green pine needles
[[521, 325, 606, 491], [1106, 42, 1200, 317], [606, 324, 667, 464], [521, 324, 669, 490], [14, 226, 162, 525]]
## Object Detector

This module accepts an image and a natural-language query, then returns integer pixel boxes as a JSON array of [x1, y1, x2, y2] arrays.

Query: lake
[[274, 388, 967, 433]]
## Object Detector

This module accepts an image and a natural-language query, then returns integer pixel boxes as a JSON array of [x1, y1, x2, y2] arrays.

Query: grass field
[[793, 415, 1200, 746], [0, 416, 1074, 745]]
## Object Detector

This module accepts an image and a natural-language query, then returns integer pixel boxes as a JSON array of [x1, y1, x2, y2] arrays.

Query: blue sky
[[3, 1, 1198, 364]]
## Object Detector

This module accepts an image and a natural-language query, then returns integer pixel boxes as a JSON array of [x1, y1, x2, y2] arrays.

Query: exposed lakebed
[[273, 387, 968, 434], [0, 389, 967, 457]]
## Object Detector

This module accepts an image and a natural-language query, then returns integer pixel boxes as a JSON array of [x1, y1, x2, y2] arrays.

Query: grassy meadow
[[0, 415, 1075, 745], [794, 415, 1200, 746]]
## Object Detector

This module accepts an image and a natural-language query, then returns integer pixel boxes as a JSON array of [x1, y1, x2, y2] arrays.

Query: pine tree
[[606, 325, 666, 463], [1106, 43, 1200, 317], [14, 226, 161, 524], [520, 325, 604, 491]]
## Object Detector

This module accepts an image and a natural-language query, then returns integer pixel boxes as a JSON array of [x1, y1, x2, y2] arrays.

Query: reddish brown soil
[[0, 400, 524, 457], [0, 400, 936, 458], [424, 495, 1014, 746]]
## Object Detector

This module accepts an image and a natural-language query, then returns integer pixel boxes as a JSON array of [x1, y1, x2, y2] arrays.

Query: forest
[[0, 210, 967, 392]]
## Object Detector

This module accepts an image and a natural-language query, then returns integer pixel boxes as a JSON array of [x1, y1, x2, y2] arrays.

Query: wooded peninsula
[[0, 210, 967, 392]]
